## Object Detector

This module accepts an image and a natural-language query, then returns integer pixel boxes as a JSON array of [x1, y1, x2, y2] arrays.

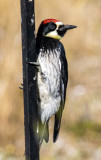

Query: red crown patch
[[42, 19, 60, 25]]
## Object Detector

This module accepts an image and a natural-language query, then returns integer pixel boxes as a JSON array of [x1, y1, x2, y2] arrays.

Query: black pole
[[20, 0, 39, 160]]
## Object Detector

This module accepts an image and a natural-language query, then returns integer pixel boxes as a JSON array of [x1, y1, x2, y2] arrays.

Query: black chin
[[57, 29, 67, 37]]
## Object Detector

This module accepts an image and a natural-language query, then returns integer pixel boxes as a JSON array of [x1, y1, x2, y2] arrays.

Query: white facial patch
[[55, 21, 63, 28], [45, 30, 61, 40], [45, 21, 63, 40]]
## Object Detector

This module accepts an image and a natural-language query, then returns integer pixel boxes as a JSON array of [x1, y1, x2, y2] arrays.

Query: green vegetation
[[66, 120, 101, 138]]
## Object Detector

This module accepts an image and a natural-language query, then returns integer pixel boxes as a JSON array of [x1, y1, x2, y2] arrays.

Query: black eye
[[49, 23, 56, 31]]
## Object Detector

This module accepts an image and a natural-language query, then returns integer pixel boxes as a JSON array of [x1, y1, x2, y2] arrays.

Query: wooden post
[[20, 0, 39, 159]]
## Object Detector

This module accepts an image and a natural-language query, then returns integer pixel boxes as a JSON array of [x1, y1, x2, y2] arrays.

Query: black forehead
[[44, 22, 56, 28]]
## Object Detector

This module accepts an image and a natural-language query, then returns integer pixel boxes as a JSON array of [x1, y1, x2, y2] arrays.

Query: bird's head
[[37, 19, 77, 40]]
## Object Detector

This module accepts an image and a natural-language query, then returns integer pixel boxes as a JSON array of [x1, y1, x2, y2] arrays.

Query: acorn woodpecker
[[30, 19, 77, 146]]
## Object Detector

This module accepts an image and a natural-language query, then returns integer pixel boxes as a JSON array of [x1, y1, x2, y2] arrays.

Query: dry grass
[[0, 0, 101, 159]]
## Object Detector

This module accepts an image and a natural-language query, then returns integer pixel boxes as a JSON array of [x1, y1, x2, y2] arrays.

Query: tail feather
[[53, 106, 62, 143], [44, 122, 49, 143], [38, 121, 49, 148]]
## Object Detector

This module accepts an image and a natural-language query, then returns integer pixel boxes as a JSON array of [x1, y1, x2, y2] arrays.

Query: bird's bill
[[58, 25, 77, 32], [65, 25, 77, 30], [57, 24, 77, 38]]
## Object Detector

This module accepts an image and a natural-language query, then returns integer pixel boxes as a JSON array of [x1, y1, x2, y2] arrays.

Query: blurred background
[[0, 0, 101, 159]]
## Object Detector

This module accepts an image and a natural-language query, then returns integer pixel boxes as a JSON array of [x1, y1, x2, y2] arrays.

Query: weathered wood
[[20, 0, 39, 159]]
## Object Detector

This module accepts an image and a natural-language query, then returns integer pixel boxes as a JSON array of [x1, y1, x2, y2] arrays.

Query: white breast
[[37, 49, 61, 123]]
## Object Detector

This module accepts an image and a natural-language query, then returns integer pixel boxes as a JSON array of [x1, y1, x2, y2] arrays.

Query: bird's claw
[[27, 61, 41, 71], [27, 61, 40, 66], [19, 86, 23, 90], [19, 83, 24, 90]]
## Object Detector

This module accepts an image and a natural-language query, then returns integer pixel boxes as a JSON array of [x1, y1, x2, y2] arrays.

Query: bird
[[29, 19, 77, 147]]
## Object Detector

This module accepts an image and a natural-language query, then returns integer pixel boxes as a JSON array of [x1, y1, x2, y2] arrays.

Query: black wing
[[61, 44, 68, 106], [53, 43, 68, 142]]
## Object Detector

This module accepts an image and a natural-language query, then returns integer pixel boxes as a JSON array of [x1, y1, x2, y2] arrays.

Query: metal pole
[[20, 0, 39, 159]]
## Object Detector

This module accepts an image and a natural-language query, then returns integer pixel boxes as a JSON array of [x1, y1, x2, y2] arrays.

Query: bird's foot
[[27, 61, 40, 66], [27, 61, 41, 71], [19, 83, 24, 90]]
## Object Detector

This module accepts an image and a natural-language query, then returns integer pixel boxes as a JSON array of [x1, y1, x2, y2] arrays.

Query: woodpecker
[[29, 19, 77, 146]]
